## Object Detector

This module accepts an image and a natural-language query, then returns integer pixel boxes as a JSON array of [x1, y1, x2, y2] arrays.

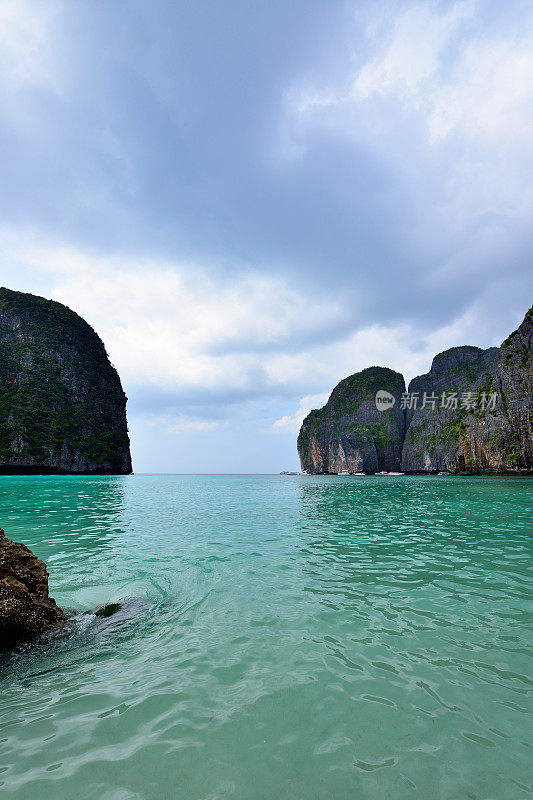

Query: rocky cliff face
[[401, 346, 499, 472], [489, 307, 533, 470], [298, 307, 532, 475], [0, 287, 132, 473], [298, 367, 406, 473], [0, 528, 65, 650], [403, 308, 532, 473]]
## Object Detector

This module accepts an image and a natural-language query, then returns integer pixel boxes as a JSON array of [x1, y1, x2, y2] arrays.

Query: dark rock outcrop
[[488, 307, 533, 470], [0, 287, 132, 473], [402, 308, 532, 473], [298, 366, 406, 473], [0, 528, 65, 650], [84, 598, 153, 639], [401, 346, 499, 472], [297, 307, 532, 475]]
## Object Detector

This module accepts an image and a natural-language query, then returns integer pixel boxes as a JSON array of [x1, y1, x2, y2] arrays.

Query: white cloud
[[350, 1, 533, 146], [293, 1, 533, 146], [427, 37, 533, 143], [1, 229, 523, 430], [1, 234, 344, 397], [0, 0, 60, 92], [273, 393, 330, 433], [144, 414, 227, 433], [285, 1, 533, 227], [352, 2, 470, 110]]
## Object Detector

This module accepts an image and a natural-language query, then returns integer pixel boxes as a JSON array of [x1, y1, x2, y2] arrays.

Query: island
[[298, 306, 532, 474], [0, 287, 132, 474]]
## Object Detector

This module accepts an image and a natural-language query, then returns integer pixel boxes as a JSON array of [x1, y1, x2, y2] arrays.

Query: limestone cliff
[[297, 367, 406, 473], [402, 308, 532, 473], [401, 346, 498, 472], [297, 307, 532, 475], [0, 287, 132, 474]]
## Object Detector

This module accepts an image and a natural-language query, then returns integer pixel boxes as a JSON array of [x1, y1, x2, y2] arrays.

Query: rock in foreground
[[0, 528, 65, 650]]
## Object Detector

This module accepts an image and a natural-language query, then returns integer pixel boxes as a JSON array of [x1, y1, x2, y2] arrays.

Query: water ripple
[[0, 474, 531, 799]]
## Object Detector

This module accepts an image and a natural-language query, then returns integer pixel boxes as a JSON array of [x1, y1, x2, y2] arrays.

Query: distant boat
[[388, 471, 404, 475], [376, 471, 389, 475], [437, 471, 450, 475], [338, 469, 351, 476], [352, 472, 365, 476]]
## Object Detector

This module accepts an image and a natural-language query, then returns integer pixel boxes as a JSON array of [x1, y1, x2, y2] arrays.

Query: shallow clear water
[[0, 474, 531, 800]]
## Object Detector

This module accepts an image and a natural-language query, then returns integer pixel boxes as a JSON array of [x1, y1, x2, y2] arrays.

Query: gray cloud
[[0, 0, 531, 470]]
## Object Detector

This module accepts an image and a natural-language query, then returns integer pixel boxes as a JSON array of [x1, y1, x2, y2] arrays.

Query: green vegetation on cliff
[[0, 288, 131, 473], [298, 367, 402, 450], [298, 306, 532, 474], [327, 366, 405, 417], [298, 367, 406, 473]]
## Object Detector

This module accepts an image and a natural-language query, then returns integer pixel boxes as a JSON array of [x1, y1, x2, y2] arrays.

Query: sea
[[0, 474, 531, 800]]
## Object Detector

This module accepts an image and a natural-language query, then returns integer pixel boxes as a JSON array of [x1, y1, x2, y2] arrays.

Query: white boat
[[437, 471, 450, 475], [376, 471, 389, 475], [338, 469, 351, 476], [388, 471, 404, 475], [352, 472, 365, 476]]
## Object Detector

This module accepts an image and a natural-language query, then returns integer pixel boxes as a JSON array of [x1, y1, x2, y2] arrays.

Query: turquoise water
[[0, 475, 531, 800]]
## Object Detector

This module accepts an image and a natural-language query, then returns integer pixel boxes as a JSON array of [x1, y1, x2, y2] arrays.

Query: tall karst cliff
[[298, 307, 532, 474], [0, 288, 132, 474], [403, 308, 532, 473], [401, 346, 499, 472], [491, 306, 533, 468], [297, 367, 406, 474]]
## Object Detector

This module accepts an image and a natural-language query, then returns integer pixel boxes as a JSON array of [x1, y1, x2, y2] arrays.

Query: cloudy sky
[[0, 0, 531, 472]]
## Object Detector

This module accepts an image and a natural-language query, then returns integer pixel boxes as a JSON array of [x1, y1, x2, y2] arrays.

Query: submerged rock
[[84, 598, 153, 639], [0, 528, 65, 651], [92, 602, 124, 618]]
